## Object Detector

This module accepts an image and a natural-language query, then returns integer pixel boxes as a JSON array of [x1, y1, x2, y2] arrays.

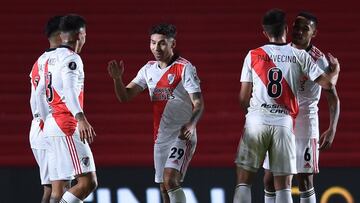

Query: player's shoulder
[[55, 47, 81, 61], [142, 60, 157, 69], [174, 56, 191, 65]]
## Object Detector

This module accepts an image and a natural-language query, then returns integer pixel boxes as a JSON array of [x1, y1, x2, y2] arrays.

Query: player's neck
[[158, 53, 174, 69], [268, 35, 286, 44], [292, 42, 310, 50]]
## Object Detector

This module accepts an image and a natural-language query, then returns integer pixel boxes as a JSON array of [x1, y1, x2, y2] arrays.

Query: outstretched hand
[[107, 60, 124, 80]]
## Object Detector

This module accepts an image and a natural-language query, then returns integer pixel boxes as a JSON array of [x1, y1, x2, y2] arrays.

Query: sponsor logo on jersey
[[261, 103, 289, 114], [68, 61, 77, 70], [151, 87, 175, 101]]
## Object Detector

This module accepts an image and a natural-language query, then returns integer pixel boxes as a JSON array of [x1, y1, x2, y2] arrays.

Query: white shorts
[[154, 135, 197, 183], [32, 148, 50, 185], [235, 124, 296, 176], [263, 115, 320, 173], [46, 134, 95, 181], [29, 119, 47, 149]]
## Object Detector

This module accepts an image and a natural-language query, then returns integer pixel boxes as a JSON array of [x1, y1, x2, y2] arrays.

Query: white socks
[[60, 191, 83, 203], [167, 187, 186, 203], [300, 188, 316, 203], [275, 189, 292, 203], [233, 184, 251, 203], [264, 190, 276, 203]]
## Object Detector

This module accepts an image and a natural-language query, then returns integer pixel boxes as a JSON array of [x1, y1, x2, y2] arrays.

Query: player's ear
[[312, 29, 317, 38], [171, 39, 176, 49]]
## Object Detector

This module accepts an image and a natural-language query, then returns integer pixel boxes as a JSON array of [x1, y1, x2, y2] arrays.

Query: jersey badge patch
[[168, 74, 175, 85], [68, 62, 77, 70]]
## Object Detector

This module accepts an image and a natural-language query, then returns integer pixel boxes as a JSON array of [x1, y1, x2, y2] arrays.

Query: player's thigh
[[235, 125, 271, 172], [296, 137, 319, 174], [47, 134, 95, 181], [164, 135, 197, 181], [32, 148, 51, 185], [269, 126, 296, 175]]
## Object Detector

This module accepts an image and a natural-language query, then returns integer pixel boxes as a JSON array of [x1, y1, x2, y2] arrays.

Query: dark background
[[0, 0, 359, 202]]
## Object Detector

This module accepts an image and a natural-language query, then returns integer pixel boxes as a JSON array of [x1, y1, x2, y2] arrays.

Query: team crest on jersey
[[68, 61, 77, 70], [167, 74, 175, 85], [81, 157, 90, 167]]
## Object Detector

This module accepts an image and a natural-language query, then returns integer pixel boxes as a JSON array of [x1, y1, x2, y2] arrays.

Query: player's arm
[[313, 53, 340, 89], [107, 60, 143, 102], [179, 92, 205, 140], [30, 83, 37, 117], [62, 58, 96, 144], [35, 74, 50, 121], [239, 82, 252, 114], [319, 87, 340, 150]]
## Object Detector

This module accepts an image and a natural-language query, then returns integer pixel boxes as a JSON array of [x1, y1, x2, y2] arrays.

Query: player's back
[[45, 46, 84, 116], [30, 48, 57, 117], [241, 43, 324, 129]]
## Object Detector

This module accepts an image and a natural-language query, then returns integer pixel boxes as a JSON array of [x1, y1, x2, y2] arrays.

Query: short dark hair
[[59, 14, 86, 33], [262, 8, 287, 38], [297, 11, 318, 28], [44, 15, 63, 38], [149, 23, 177, 39]]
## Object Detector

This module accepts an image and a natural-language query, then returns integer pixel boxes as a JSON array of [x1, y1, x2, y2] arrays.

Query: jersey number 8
[[267, 68, 283, 98]]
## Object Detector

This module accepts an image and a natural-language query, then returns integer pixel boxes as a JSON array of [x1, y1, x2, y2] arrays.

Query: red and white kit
[[39, 45, 95, 181], [235, 43, 324, 175], [132, 56, 201, 183], [295, 44, 329, 173], [29, 48, 56, 185], [263, 44, 329, 174]]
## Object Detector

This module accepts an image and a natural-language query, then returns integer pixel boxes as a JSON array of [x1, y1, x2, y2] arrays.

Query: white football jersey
[[240, 43, 324, 130], [297, 44, 329, 115], [42, 46, 84, 137], [132, 56, 201, 144], [29, 48, 56, 149]]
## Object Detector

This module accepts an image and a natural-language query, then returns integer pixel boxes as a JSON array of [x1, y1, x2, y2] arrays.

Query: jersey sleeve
[[61, 54, 84, 117], [29, 81, 37, 117], [131, 65, 148, 89], [300, 50, 324, 81], [182, 63, 201, 93], [317, 55, 330, 73], [240, 51, 253, 82], [35, 73, 50, 120]]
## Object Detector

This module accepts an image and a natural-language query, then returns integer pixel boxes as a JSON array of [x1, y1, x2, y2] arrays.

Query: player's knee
[[163, 175, 180, 190], [263, 171, 275, 191], [297, 174, 314, 191]]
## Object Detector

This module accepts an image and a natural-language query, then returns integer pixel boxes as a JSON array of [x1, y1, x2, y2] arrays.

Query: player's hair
[[59, 14, 86, 33], [44, 15, 63, 38], [149, 23, 177, 39], [262, 8, 287, 38], [297, 11, 318, 28]]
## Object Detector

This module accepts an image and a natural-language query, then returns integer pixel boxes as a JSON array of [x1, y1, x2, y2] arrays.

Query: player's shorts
[[32, 148, 50, 185], [46, 133, 95, 181], [263, 114, 320, 173], [154, 134, 197, 183], [29, 117, 46, 149], [235, 124, 296, 176]]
